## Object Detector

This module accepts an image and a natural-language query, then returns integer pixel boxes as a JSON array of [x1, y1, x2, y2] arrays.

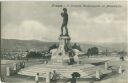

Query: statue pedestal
[[51, 35, 71, 65]]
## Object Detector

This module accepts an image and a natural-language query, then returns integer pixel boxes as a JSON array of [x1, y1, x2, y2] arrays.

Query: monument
[[60, 8, 69, 36], [18, 8, 101, 79], [51, 8, 75, 65]]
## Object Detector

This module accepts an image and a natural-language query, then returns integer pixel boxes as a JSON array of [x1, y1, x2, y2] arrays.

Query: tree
[[118, 51, 127, 56], [105, 49, 109, 56], [49, 44, 58, 51], [91, 47, 99, 55], [71, 72, 81, 83], [72, 43, 82, 51], [87, 48, 90, 57], [87, 47, 99, 57], [26, 51, 42, 58]]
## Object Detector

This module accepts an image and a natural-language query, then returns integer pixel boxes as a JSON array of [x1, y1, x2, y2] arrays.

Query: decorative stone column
[[13, 63, 17, 71], [96, 70, 100, 80], [46, 71, 51, 83], [105, 61, 108, 70], [118, 66, 122, 74], [6, 67, 10, 76], [58, 35, 71, 52]]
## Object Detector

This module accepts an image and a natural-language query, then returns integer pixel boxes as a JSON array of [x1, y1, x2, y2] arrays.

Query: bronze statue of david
[[61, 8, 69, 36]]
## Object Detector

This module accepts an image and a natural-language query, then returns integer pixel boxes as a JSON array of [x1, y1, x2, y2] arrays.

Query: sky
[[1, 1, 127, 43]]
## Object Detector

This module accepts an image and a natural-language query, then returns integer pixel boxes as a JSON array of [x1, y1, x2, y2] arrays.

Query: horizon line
[[1, 38, 127, 44]]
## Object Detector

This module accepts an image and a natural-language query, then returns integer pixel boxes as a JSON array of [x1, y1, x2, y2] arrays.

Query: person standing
[[35, 73, 39, 83], [120, 56, 125, 61], [70, 77, 76, 83], [51, 70, 59, 83]]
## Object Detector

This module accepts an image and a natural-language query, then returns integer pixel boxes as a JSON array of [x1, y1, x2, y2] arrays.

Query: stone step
[[18, 63, 111, 79], [18, 70, 91, 78], [19, 68, 111, 78]]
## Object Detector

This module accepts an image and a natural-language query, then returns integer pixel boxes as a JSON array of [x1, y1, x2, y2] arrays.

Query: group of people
[[35, 70, 60, 83], [35, 70, 78, 83], [9, 61, 25, 76]]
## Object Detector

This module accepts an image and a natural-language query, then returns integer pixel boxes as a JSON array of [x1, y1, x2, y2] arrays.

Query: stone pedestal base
[[51, 53, 70, 65], [51, 35, 71, 65]]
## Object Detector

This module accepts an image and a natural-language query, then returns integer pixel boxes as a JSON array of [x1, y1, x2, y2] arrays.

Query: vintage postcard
[[1, 1, 127, 83]]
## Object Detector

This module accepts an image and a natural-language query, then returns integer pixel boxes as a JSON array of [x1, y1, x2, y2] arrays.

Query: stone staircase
[[18, 63, 111, 79]]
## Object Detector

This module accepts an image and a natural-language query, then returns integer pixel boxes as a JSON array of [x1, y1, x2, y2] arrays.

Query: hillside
[[1, 38, 127, 52], [1, 39, 56, 51]]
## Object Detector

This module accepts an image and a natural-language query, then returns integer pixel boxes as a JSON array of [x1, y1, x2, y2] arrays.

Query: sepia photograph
[[1, 1, 127, 83]]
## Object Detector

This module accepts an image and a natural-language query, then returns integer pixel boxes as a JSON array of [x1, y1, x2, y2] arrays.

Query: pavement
[[1, 56, 128, 83]]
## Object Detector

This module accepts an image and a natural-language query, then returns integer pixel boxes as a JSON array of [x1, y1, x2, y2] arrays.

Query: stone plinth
[[58, 35, 71, 52], [51, 35, 71, 65]]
